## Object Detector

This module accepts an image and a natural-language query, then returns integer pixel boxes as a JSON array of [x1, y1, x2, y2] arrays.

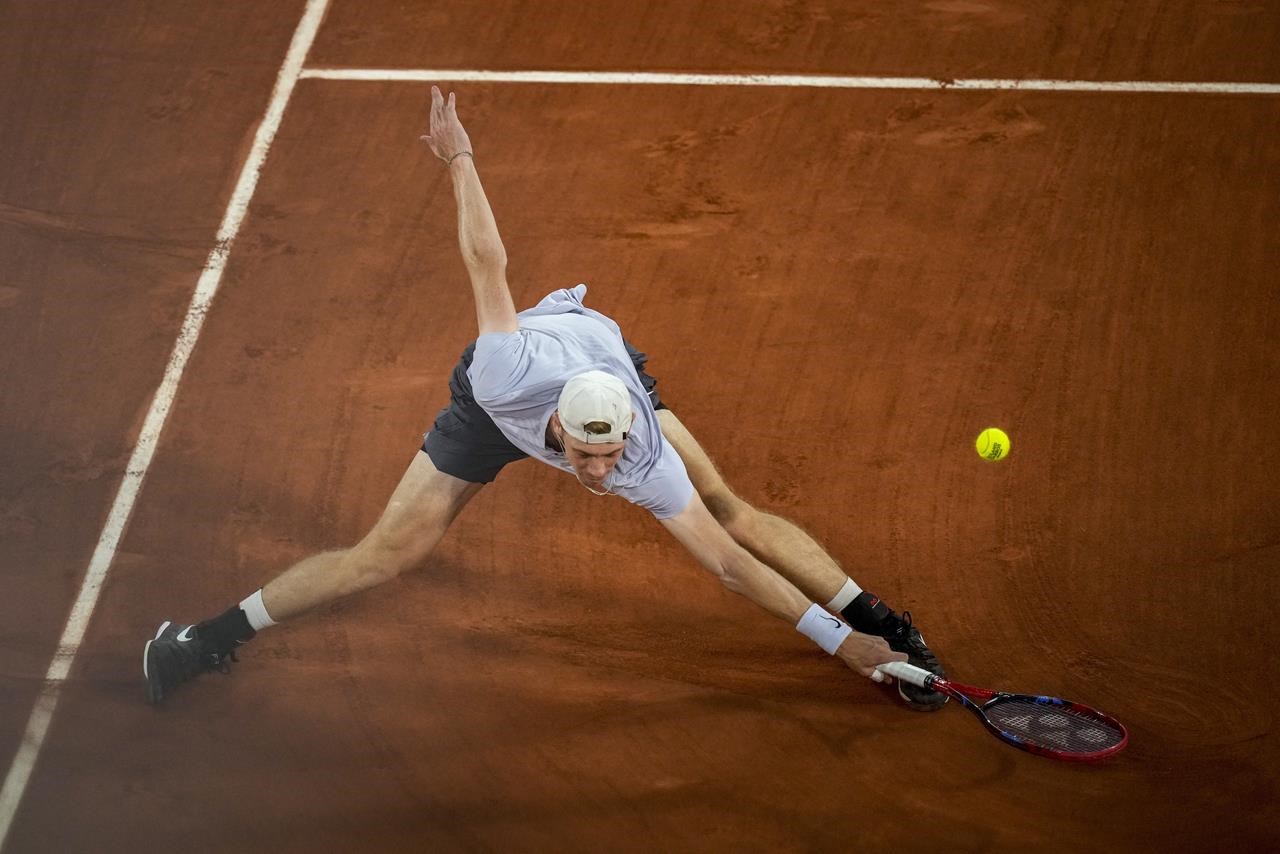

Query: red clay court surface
[[2, 2, 1278, 852]]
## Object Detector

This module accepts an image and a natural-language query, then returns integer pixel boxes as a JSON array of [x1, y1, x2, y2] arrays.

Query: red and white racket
[[876, 661, 1128, 762]]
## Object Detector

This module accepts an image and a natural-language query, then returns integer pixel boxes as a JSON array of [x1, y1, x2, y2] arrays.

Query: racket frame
[[877, 661, 1128, 762]]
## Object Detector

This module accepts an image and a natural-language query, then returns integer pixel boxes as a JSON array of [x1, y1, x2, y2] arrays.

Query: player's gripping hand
[[420, 85, 474, 163], [836, 631, 908, 683]]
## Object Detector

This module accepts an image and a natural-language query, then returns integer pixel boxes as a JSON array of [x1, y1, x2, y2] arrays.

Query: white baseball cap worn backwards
[[557, 370, 634, 444]]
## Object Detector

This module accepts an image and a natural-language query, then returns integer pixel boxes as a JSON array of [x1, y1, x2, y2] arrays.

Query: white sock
[[825, 578, 863, 613], [240, 588, 278, 631]]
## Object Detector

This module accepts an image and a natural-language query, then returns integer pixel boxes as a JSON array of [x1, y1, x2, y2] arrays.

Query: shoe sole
[[900, 692, 948, 712], [143, 621, 172, 704], [898, 680, 949, 712]]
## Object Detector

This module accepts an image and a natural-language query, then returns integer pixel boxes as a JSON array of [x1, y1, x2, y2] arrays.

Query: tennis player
[[144, 87, 947, 710]]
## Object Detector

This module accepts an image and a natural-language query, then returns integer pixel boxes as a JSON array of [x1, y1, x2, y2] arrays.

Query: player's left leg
[[655, 409, 854, 599], [656, 408, 947, 710]]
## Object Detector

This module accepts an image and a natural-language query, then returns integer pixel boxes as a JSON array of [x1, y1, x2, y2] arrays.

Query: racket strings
[[985, 699, 1125, 753]]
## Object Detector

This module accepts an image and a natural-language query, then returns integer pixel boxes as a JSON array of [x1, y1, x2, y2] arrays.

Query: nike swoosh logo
[[820, 615, 842, 628], [176, 626, 196, 643]]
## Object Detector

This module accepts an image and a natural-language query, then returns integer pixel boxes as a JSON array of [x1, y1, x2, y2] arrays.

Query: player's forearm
[[449, 156, 508, 273], [718, 545, 813, 624], [722, 550, 886, 673]]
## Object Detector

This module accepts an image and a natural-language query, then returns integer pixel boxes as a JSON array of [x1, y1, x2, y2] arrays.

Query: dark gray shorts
[[421, 338, 667, 484]]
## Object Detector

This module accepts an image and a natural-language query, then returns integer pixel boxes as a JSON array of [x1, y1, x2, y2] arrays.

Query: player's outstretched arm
[[660, 493, 907, 681], [421, 85, 518, 336]]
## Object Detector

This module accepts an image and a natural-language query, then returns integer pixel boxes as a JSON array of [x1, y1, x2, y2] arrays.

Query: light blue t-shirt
[[467, 285, 695, 520]]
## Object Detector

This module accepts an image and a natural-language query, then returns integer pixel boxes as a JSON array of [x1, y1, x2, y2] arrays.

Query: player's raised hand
[[837, 631, 908, 683], [420, 85, 474, 163]]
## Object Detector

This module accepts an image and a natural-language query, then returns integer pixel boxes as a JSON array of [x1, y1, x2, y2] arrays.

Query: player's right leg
[[264, 451, 482, 620], [145, 340, 525, 704], [144, 451, 481, 703]]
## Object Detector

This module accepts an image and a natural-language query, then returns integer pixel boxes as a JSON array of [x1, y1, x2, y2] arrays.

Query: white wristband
[[796, 603, 853, 655]]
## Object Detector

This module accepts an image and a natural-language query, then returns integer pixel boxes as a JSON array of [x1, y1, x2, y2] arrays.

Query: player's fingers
[[861, 665, 892, 683], [421, 135, 443, 155]]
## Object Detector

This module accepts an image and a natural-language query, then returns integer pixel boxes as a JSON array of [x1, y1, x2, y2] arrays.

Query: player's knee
[[703, 489, 750, 533], [715, 499, 772, 551], [350, 526, 442, 585]]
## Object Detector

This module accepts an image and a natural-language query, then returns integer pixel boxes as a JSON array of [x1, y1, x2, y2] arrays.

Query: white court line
[[300, 67, 1280, 95], [0, 0, 332, 848]]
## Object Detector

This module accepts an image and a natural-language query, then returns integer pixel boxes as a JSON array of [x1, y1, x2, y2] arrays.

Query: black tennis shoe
[[143, 621, 236, 704], [841, 592, 949, 711], [879, 611, 948, 711]]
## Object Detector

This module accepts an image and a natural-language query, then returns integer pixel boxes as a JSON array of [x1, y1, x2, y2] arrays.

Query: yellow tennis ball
[[976, 427, 1011, 461]]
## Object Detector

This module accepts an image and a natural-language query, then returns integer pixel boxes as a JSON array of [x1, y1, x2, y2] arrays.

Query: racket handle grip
[[876, 661, 934, 688]]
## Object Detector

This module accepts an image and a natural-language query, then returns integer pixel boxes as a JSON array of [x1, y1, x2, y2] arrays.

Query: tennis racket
[[876, 661, 1128, 762]]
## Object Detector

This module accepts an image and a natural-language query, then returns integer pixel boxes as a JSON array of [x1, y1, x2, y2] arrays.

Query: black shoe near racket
[[843, 591, 949, 711], [878, 610, 949, 711]]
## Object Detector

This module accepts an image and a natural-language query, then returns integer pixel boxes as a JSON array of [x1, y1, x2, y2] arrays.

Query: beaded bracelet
[[445, 151, 474, 165]]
